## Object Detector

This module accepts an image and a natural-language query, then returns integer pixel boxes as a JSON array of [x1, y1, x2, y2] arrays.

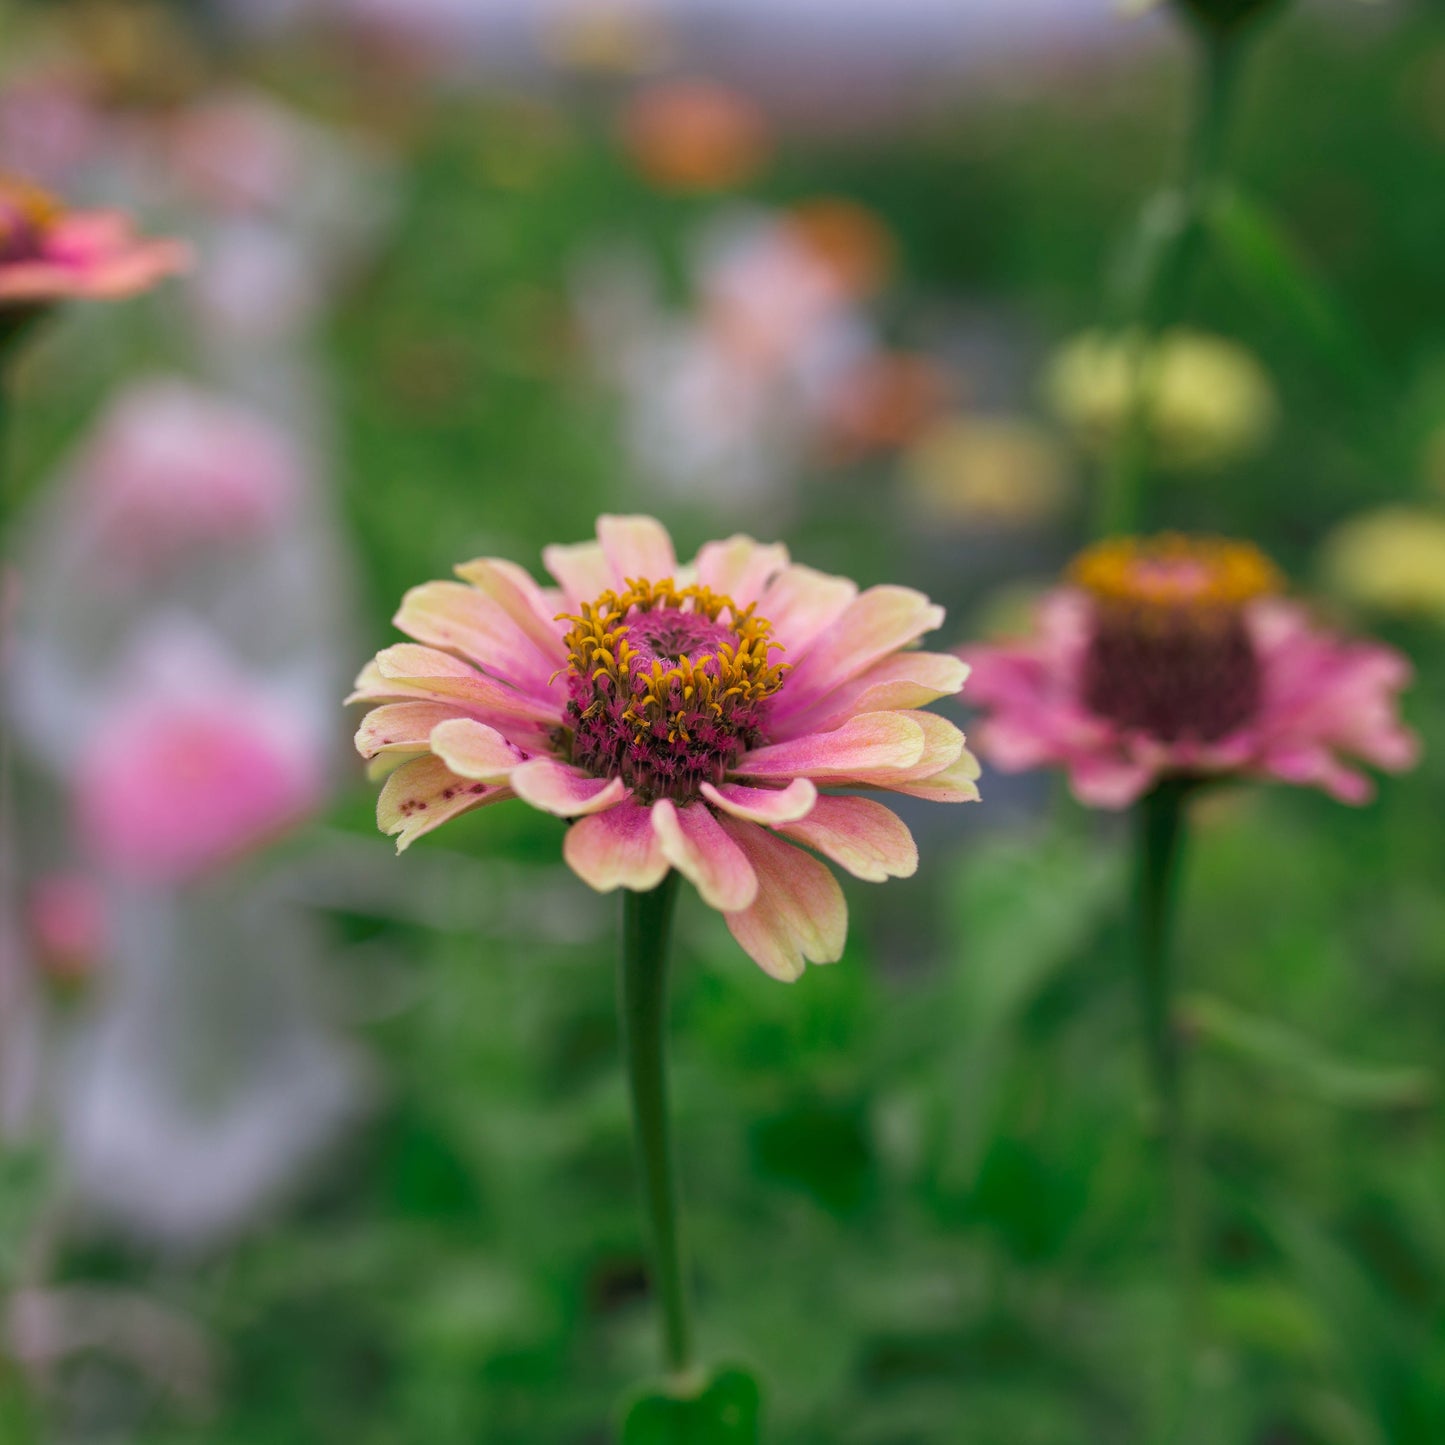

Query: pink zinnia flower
[[77, 660, 324, 884], [80, 379, 303, 568], [0, 173, 191, 308], [963, 534, 1419, 809], [351, 516, 977, 979]]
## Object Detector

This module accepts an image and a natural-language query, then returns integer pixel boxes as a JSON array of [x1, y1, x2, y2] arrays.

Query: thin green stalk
[[618, 871, 698, 1388], [1133, 780, 1199, 1438], [1095, 25, 1245, 537]]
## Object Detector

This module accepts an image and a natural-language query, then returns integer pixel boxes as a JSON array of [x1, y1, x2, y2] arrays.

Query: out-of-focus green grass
[[53, 6, 1445, 1442]]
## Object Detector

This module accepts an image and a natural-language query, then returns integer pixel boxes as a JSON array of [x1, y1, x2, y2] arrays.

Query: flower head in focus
[[1045, 329, 1276, 472], [1320, 507, 1445, 626], [0, 172, 191, 314], [962, 533, 1418, 808], [350, 516, 977, 979]]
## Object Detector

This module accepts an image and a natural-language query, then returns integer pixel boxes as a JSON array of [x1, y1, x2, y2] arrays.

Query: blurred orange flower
[[783, 199, 894, 302], [619, 79, 770, 193], [823, 352, 951, 459]]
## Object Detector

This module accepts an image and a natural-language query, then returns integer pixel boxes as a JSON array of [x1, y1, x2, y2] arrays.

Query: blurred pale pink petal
[[79, 380, 304, 570], [77, 663, 324, 883]]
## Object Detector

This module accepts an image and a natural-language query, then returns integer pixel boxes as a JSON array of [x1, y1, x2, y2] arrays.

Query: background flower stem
[[1096, 22, 1246, 537], [1133, 779, 1199, 1439], [618, 870, 698, 1387]]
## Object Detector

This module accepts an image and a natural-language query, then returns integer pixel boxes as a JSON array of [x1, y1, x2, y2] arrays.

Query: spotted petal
[[378, 755, 511, 852], [354, 701, 462, 759]]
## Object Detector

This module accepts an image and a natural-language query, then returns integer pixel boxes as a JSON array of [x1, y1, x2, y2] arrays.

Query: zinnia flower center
[[1071, 534, 1282, 744], [0, 177, 59, 266], [559, 578, 787, 801]]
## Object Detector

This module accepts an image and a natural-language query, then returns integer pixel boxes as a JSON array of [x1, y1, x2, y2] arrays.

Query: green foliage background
[[17, 4, 1445, 1441]]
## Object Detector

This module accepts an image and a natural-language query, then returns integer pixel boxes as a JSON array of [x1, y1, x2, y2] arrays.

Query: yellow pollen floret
[[0, 175, 62, 233], [1070, 534, 1282, 617], [558, 577, 788, 745]]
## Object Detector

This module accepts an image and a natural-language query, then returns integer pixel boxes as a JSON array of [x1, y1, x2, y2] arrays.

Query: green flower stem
[[618, 870, 698, 1387], [1095, 22, 1246, 537], [1133, 780, 1199, 1437]]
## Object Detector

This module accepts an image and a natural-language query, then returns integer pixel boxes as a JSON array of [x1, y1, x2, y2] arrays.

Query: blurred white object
[[573, 206, 879, 512], [61, 880, 362, 1247]]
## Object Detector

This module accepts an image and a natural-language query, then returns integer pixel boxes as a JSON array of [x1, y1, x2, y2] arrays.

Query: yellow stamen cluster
[[0, 175, 61, 235], [559, 577, 786, 745], [1070, 534, 1282, 620]]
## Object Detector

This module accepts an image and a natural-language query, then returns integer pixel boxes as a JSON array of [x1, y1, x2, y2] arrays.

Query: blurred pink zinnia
[[351, 516, 978, 979], [962, 534, 1419, 809], [0, 174, 191, 308], [78, 671, 324, 884]]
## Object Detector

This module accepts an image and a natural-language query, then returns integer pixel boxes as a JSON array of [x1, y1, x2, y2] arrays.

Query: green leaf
[[1207, 189, 1379, 393], [1183, 993, 1432, 1111], [622, 1367, 761, 1445]]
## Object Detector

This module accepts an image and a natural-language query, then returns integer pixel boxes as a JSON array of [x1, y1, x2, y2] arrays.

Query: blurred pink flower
[[78, 380, 303, 567], [27, 873, 106, 984], [351, 515, 977, 979], [0, 174, 190, 307], [962, 534, 1419, 809], [77, 655, 323, 883]]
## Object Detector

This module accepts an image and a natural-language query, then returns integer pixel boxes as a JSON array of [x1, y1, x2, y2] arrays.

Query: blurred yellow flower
[[1320, 506, 1445, 623], [1045, 328, 1277, 471], [540, 3, 675, 76], [903, 415, 1071, 528]]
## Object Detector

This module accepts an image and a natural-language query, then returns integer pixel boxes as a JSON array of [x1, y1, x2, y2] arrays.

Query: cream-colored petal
[[774, 586, 946, 719], [881, 749, 983, 803], [428, 718, 526, 783], [597, 514, 677, 586], [717, 817, 847, 982], [776, 652, 969, 738], [698, 778, 818, 825], [355, 645, 559, 727], [737, 711, 926, 780], [779, 796, 918, 882], [755, 564, 858, 655], [509, 758, 628, 817], [542, 540, 614, 609], [453, 557, 568, 661], [651, 799, 758, 912], [562, 800, 670, 893], [693, 535, 790, 609], [394, 581, 560, 697]]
